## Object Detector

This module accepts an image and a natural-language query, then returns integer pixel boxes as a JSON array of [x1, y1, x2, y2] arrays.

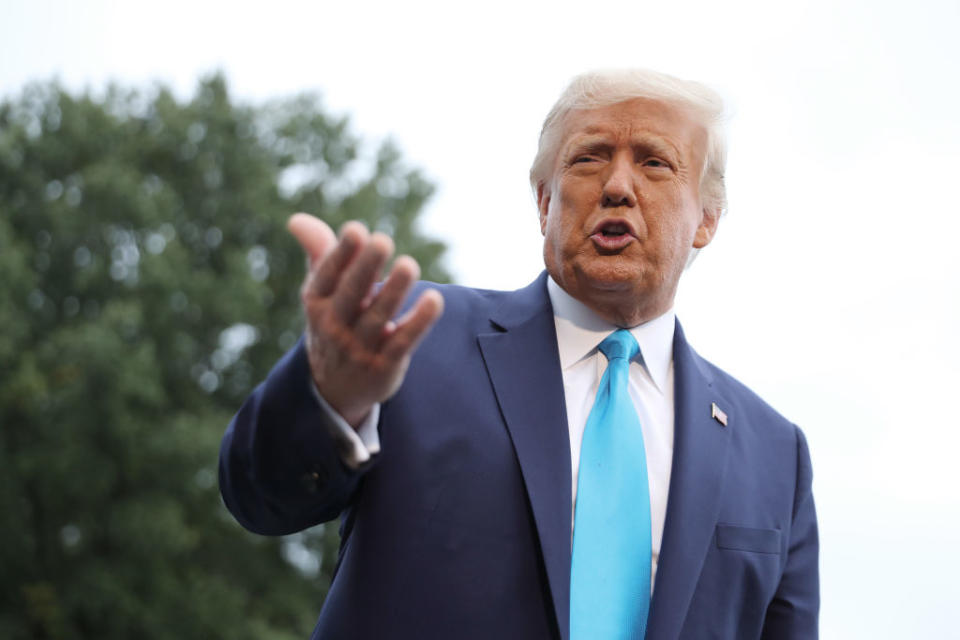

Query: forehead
[[557, 98, 706, 157]]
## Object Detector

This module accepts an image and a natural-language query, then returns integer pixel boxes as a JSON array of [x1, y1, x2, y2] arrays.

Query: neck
[[572, 284, 675, 328], [547, 275, 674, 329]]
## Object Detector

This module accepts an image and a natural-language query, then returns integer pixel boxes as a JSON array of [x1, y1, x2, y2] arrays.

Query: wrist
[[311, 376, 373, 431]]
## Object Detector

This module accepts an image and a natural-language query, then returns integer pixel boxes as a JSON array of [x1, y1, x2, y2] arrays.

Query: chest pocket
[[715, 524, 781, 554]]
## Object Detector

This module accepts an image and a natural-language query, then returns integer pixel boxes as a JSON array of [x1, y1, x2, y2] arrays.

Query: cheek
[[550, 184, 595, 239], [543, 209, 566, 253], [557, 178, 596, 210], [646, 202, 700, 255], [544, 193, 574, 239]]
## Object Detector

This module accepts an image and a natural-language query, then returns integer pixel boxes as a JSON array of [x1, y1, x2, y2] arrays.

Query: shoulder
[[405, 281, 508, 334], [397, 282, 513, 357], [683, 343, 816, 512], [705, 357, 793, 426], [684, 342, 805, 450], [407, 280, 509, 317], [405, 274, 551, 333]]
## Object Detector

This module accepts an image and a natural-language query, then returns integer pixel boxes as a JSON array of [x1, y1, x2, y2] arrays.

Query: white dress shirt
[[547, 276, 675, 589], [317, 276, 676, 586]]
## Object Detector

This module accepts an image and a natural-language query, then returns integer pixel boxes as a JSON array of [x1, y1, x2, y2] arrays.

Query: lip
[[589, 217, 637, 252]]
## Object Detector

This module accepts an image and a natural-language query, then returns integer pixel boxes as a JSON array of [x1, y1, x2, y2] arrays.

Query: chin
[[576, 259, 647, 292]]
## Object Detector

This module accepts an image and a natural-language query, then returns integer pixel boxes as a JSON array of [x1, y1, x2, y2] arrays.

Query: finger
[[330, 231, 394, 323], [307, 221, 368, 298], [287, 213, 335, 267], [381, 288, 444, 362], [353, 255, 420, 346]]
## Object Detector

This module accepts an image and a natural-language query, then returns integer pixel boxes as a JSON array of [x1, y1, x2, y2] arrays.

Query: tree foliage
[[0, 73, 448, 639]]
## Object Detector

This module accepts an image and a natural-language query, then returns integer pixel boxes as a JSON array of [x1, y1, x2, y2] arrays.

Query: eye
[[643, 158, 669, 168], [573, 155, 598, 164]]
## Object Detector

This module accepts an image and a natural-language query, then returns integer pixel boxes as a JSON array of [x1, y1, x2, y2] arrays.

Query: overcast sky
[[4, 0, 960, 636]]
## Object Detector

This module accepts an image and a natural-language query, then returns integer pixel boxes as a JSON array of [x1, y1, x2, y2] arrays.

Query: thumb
[[287, 213, 336, 266]]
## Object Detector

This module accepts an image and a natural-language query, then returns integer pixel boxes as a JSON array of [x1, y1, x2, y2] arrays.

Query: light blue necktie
[[570, 329, 652, 640]]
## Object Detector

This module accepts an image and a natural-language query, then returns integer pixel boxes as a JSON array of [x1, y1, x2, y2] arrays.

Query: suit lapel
[[476, 285, 731, 640], [477, 274, 572, 640], [646, 322, 733, 639]]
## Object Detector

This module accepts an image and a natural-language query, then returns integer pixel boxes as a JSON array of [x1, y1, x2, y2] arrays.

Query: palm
[[289, 214, 443, 428]]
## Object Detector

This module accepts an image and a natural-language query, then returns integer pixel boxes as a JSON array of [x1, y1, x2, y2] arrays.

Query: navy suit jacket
[[219, 273, 819, 639]]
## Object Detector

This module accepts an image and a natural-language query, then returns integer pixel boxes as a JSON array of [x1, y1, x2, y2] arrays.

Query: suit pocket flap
[[716, 525, 781, 554]]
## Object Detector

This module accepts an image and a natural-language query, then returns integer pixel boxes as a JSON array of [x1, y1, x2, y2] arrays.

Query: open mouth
[[590, 219, 635, 251], [599, 222, 629, 236]]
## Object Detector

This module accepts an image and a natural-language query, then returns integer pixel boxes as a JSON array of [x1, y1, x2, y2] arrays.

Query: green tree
[[0, 73, 448, 639]]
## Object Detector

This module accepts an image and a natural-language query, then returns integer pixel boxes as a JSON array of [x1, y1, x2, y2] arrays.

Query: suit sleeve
[[761, 426, 820, 639], [218, 337, 371, 536]]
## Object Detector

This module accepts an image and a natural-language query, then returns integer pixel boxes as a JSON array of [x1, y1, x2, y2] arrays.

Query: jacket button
[[300, 469, 323, 493]]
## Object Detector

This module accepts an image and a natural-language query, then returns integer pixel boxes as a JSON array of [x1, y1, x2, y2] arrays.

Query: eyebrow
[[564, 132, 681, 159]]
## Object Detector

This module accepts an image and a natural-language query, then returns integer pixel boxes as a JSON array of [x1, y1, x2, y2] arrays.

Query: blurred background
[[1, 0, 958, 638]]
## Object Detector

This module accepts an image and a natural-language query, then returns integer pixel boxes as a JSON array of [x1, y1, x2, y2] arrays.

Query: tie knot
[[599, 329, 639, 363]]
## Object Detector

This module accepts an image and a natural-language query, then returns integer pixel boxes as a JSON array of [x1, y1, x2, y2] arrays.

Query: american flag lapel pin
[[711, 402, 728, 427]]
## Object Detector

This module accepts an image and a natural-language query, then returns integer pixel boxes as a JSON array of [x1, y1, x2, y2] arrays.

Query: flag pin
[[711, 402, 728, 427]]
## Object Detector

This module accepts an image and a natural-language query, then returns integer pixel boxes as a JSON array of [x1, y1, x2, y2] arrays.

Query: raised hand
[[287, 213, 444, 429]]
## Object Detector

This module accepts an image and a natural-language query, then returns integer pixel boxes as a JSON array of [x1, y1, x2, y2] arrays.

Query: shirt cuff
[[308, 380, 381, 469]]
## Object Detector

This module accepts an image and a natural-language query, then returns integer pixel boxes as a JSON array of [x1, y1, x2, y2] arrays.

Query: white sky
[[4, 0, 960, 636]]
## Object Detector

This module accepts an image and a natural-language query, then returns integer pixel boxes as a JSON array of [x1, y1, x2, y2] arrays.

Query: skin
[[537, 98, 720, 327], [287, 214, 443, 428], [287, 97, 720, 429]]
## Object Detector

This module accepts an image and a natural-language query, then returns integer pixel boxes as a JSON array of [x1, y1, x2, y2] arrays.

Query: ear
[[536, 182, 551, 236], [692, 205, 721, 249]]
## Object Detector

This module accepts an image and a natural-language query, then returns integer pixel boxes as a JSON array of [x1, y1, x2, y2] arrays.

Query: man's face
[[538, 98, 719, 326]]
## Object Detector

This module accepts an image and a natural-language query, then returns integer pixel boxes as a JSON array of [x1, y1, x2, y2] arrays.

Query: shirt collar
[[546, 275, 675, 394]]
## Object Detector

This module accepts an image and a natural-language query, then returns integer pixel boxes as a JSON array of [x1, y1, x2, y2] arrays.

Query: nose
[[601, 154, 638, 208]]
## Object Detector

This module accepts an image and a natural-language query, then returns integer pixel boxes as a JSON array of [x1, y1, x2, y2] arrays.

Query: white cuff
[[308, 381, 381, 469]]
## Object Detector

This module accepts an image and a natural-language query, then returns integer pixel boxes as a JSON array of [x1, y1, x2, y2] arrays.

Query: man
[[219, 69, 819, 639]]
